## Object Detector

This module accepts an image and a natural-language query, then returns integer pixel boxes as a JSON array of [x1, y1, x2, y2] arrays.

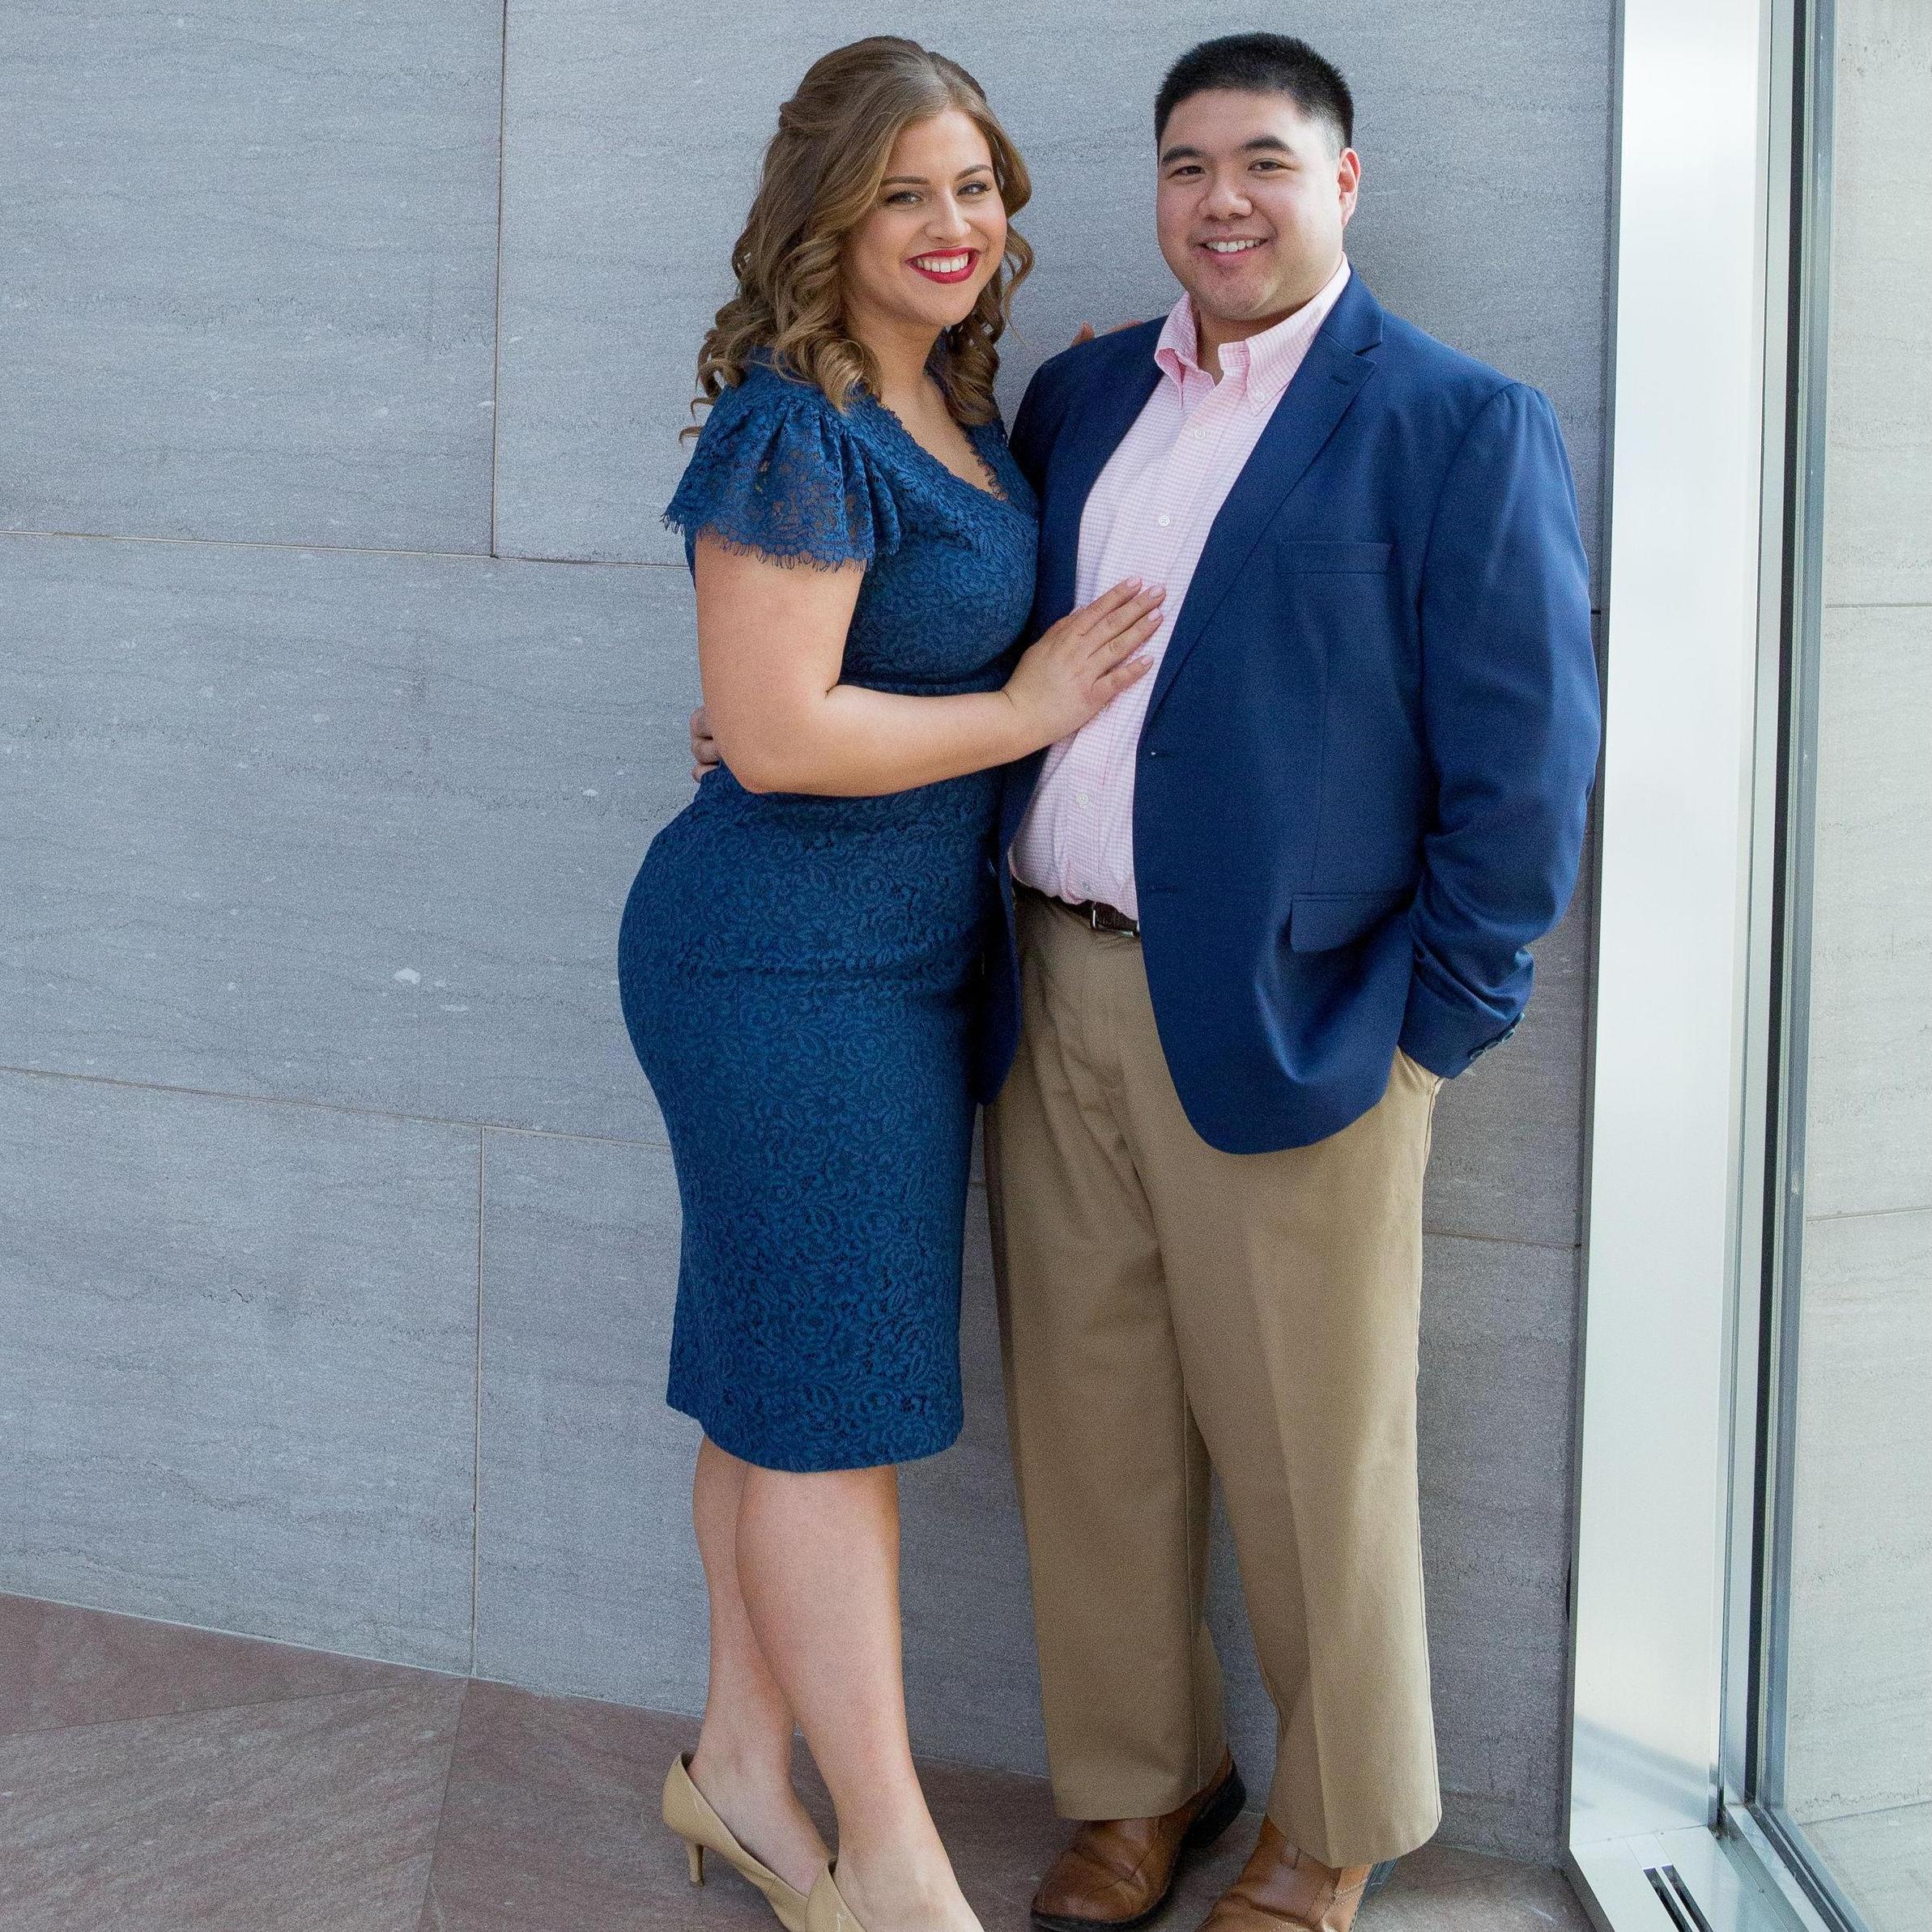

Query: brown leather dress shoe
[[1197, 1819, 1373, 1931], [1031, 1753, 1247, 1932]]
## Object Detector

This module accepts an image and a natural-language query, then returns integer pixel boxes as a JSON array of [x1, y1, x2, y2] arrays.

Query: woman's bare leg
[[686, 1436, 831, 1894], [738, 1462, 980, 1932]]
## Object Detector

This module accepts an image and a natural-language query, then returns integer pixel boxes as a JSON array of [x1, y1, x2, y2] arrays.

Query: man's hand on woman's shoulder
[[690, 705, 720, 782], [1070, 318, 1145, 346]]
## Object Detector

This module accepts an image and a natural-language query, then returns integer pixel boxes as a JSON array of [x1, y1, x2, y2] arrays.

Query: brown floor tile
[[413, 1686, 1596, 1932], [0, 1597, 1590, 1932], [914, 1755, 1090, 1930], [0, 1675, 465, 1932], [419, 1682, 724, 1932], [1362, 1841, 1593, 1930], [0, 1591, 445, 1738], [930, 1778, 1594, 1932]]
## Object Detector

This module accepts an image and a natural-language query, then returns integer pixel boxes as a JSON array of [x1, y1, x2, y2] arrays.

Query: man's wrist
[[1400, 964, 1519, 1079]]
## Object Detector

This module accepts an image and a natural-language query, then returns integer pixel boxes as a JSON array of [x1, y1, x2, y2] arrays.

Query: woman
[[616, 36, 1164, 1932]]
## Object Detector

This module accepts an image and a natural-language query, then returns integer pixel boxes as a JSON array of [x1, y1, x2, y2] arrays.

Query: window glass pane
[[1765, 2, 1931, 1927]]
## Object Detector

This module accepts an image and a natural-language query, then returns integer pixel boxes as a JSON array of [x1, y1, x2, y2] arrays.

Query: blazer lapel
[[1144, 285, 1384, 724]]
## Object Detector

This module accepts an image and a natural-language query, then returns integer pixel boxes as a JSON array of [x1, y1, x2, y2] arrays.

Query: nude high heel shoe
[[662, 1753, 815, 1932], [805, 1865, 869, 1932]]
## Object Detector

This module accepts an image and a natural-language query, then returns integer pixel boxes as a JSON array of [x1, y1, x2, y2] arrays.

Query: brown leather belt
[[1019, 882, 1141, 939]]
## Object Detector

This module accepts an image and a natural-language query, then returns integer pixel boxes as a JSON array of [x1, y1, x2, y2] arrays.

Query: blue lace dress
[[618, 360, 1038, 1473]]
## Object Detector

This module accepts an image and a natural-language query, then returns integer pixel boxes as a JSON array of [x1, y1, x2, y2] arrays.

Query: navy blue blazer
[[975, 274, 1602, 1153]]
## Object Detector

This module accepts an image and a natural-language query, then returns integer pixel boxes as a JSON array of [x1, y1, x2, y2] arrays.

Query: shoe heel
[[1184, 1763, 1249, 1852], [664, 1751, 812, 1931]]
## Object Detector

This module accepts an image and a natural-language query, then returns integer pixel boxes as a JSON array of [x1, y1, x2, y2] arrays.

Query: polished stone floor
[[0, 1593, 1592, 1932]]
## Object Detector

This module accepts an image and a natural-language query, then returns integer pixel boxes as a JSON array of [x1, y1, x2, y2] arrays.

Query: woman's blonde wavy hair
[[684, 37, 1032, 439]]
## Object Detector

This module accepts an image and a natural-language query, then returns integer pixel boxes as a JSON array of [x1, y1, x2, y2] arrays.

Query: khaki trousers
[[985, 890, 1445, 1869]]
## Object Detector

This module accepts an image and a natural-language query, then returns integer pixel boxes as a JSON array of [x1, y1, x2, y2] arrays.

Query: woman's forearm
[[720, 683, 1041, 798], [695, 543, 1160, 798]]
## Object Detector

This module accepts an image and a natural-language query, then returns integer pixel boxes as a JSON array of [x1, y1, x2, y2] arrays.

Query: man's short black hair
[[1155, 33, 1355, 151]]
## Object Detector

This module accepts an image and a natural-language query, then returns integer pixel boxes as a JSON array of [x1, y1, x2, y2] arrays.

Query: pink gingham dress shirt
[[1010, 257, 1353, 920]]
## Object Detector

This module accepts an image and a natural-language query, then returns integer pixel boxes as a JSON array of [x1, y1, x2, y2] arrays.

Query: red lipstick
[[908, 248, 981, 285]]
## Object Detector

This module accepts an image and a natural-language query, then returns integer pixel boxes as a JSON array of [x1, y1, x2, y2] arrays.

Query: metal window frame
[[1561, 0, 1861, 1926], [1747, 0, 1832, 1842]]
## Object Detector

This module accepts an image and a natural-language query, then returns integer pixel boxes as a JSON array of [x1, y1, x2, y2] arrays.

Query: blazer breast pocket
[[1278, 539, 1394, 574]]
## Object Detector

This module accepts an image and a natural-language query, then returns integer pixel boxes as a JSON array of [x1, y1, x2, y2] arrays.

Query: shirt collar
[[1153, 255, 1352, 411]]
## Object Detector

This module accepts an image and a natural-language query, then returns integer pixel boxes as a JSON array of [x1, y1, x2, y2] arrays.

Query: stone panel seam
[[0, 529, 685, 571], [0, 1069, 1591, 1256], [471, 1129, 487, 1677], [1799, 1798, 1932, 1832], [416, 1676, 473, 1926], [1591, 0, 1619, 598], [0, 1065, 671, 1152], [1, 516, 1619, 623], [0, 1667, 458, 1742], [1413, 1228, 1583, 1253], [1805, 1202, 1932, 1225], [487, 0, 511, 559], [0, 1587, 469, 1685]]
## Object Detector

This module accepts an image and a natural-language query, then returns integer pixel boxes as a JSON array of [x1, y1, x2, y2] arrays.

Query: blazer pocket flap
[[1280, 539, 1394, 573], [1287, 887, 1412, 952]]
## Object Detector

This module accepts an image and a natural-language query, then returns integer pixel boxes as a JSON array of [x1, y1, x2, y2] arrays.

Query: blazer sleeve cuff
[[1398, 967, 1521, 1080]]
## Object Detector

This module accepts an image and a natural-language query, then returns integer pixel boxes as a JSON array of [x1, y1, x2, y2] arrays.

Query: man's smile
[[1195, 235, 1274, 269]]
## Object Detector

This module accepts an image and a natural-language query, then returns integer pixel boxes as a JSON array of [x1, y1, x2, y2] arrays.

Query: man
[[692, 32, 1599, 1932], [980, 33, 1599, 1932]]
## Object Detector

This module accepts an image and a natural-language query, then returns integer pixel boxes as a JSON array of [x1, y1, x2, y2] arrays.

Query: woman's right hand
[[1003, 578, 1166, 747]]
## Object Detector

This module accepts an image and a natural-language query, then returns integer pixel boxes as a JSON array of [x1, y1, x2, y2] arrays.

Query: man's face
[[1155, 87, 1360, 332]]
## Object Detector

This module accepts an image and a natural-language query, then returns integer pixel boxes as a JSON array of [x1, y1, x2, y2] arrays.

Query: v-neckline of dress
[[860, 389, 1015, 511]]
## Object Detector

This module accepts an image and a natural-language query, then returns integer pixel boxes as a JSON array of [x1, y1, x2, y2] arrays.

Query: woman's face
[[842, 109, 1007, 340]]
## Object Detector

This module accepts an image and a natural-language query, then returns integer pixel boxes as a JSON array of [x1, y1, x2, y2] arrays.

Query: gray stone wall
[[0, 1, 1613, 1863]]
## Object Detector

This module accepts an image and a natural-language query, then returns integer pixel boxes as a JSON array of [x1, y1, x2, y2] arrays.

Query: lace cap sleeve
[[664, 369, 901, 570]]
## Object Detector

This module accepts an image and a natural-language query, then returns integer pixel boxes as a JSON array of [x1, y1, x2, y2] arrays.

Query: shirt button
[[1075, 790, 1092, 807], [1156, 513, 1172, 527]]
